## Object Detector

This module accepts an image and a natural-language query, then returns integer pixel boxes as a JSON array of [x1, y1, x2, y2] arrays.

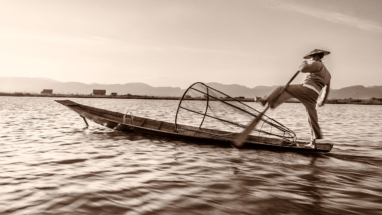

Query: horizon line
[[0, 76, 381, 90]]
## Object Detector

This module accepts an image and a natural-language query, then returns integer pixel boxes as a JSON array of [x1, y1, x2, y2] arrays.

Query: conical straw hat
[[303, 49, 330, 59]]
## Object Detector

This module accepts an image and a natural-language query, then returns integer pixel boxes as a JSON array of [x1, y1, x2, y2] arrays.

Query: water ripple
[[0, 97, 381, 215]]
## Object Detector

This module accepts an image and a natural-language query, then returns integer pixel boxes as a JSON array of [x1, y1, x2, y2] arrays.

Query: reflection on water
[[0, 97, 382, 215]]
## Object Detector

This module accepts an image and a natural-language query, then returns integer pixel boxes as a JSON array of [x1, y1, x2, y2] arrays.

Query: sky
[[0, 0, 381, 89]]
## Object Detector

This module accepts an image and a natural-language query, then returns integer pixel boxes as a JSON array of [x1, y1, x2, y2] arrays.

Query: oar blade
[[232, 109, 267, 147]]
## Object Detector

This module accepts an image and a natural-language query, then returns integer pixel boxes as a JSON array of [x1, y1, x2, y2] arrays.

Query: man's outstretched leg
[[254, 86, 294, 109]]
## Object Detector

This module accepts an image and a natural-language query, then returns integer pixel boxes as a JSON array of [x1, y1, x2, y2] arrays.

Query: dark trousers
[[264, 84, 322, 140]]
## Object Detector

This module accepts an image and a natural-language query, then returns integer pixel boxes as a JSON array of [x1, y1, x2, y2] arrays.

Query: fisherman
[[255, 49, 331, 148]]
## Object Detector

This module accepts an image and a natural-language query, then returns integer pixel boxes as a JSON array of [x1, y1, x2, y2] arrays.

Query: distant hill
[[0, 77, 183, 97], [206, 82, 382, 99], [328, 85, 382, 99], [206, 82, 279, 98], [0, 77, 381, 99]]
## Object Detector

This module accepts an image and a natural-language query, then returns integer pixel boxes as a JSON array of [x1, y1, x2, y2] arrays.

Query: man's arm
[[318, 81, 330, 107], [300, 61, 323, 73]]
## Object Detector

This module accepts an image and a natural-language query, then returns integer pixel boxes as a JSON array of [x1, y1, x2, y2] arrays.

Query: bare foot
[[305, 140, 316, 149], [254, 96, 267, 106]]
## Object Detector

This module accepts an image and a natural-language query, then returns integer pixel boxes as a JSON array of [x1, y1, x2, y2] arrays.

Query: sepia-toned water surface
[[1, 97, 381, 215]]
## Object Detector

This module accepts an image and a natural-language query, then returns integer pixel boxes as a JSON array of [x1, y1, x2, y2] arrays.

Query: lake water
[[1, 97, 382, 215]]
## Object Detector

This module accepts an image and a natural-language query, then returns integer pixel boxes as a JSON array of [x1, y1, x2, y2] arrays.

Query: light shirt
[[300, 60, 331, 92]]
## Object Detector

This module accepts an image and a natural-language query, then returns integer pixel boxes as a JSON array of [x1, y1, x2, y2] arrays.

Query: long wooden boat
[[55, 100, 333, 152]]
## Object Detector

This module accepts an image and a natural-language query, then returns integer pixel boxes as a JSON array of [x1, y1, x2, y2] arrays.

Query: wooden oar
[[232, 70, 300, 147]]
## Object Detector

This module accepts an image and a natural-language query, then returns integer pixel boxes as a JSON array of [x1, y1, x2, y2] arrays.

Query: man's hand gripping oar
[[232, 70, 301, 148]]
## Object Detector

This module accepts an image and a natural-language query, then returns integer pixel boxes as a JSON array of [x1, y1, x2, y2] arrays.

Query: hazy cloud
[[264, 0, 382, 33], [171, 46, 253, 58], [0, 29, 110, 45]]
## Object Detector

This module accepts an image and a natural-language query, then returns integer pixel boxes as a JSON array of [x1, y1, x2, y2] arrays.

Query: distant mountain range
[[1, 77, 381, 99]]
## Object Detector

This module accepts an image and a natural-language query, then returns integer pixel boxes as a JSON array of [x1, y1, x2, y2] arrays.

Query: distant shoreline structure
[[0, 91, 181, 100], [1, 92, 381, 105]]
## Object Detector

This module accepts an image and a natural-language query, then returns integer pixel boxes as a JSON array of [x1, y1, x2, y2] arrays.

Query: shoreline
[[1, 92, 381, 105]]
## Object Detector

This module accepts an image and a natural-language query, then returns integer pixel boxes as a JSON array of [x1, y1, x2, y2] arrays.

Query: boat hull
[[55, 100, 333, 152]]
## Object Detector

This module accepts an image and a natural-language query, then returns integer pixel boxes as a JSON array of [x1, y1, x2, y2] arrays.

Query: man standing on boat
[[255, 49, 331, 148]]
